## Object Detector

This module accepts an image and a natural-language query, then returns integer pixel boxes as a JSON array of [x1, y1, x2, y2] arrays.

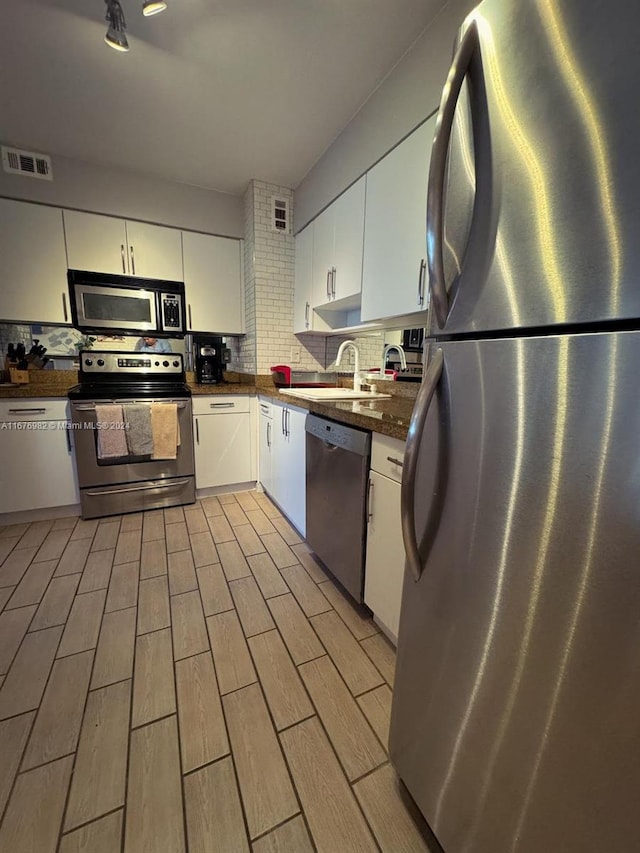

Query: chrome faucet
[[381, 344, 407, 377], [336, 340, 362, 392]]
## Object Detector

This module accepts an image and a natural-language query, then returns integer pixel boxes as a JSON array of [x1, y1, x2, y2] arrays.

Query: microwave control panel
[[161, 293, 183, 331]]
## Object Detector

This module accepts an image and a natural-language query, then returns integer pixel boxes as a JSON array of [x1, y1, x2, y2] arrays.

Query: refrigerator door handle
[[401, 347, 444, 582], [427, 20, 479, 329]]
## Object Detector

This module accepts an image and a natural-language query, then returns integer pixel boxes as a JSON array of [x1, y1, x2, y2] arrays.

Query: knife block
[[8, 367, 30, 384]]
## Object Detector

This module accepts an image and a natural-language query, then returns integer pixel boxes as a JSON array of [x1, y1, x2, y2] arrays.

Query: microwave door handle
[[401, 347, 444, 583], [428, 20, 479, 329]]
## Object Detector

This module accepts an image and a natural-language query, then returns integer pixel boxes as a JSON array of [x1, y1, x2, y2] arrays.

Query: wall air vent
[[271, 197, 289, 234], [2, 146, 53, 181]]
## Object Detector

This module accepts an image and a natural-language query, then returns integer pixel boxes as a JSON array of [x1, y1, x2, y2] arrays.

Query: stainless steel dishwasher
[[305, 414, 371, 602]]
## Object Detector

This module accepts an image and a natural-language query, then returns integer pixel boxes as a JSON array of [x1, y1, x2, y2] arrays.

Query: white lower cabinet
[[193, 396, 253, 490], [364, 434, 406, 643], [258, 400, 273, 495], [0, 399, 79, 514], [258, 397, 306, 536]]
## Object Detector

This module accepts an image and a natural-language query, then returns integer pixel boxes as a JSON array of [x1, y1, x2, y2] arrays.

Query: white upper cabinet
[[312, 176, 365, 308], [294, 223, 314, 333], [0, 198, 69, 324], [125, 220, 183, 281], [361, 117, 435, 322], [64, 210, 129, 275], [293, 223, 330, 334], [64, 211, 183, 280], [311, 205, 335, 306], [182, 232, 243, 334], [332, 176, 366, 303]]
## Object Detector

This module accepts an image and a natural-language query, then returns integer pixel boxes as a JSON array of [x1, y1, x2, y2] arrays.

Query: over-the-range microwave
[[68, 269, 186, 337]]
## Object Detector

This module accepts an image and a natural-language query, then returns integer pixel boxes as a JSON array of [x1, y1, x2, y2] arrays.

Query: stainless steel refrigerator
[[390, 2, 640, 852]]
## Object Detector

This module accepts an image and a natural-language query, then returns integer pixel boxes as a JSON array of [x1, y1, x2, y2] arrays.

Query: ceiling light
[[142, 0, 167, 16], [104, 0, 129, 52]]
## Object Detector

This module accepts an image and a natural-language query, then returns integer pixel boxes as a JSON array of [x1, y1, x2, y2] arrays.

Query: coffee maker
[[194, 335, 230, 384]]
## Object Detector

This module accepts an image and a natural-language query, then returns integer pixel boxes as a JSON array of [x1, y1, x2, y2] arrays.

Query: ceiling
[[0, 0, 445, 196]]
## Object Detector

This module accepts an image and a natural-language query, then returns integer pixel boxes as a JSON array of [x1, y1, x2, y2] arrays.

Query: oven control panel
[[79, 351, 184, 375]]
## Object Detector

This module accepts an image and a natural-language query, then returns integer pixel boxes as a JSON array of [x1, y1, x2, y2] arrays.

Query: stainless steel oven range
[[68, 350, 195, 519]]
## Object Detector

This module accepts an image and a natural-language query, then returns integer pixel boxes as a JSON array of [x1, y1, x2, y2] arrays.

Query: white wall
[[294, 0, 476, 231], [0, 153, 244, 238]]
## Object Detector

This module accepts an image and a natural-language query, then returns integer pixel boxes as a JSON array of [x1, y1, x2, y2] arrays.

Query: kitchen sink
[[279, 387, 391, 402]]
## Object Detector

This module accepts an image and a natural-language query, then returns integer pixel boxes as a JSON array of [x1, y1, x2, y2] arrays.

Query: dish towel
[[151, 403, 179, 460], [95, 404, 129, 459], [123, 404, 153, 456]]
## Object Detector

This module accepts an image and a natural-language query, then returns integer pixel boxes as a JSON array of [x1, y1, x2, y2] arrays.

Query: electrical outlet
[[290, 346, 301, 363]]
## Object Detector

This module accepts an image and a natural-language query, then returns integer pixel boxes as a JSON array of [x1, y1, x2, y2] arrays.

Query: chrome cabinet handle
[[305, 301, 310, 328], [417, 258, 426, 307], [387, 456, 404, 467], [286, 408, 290, 437], [188, 303, 193, 329], [331, 267, 336, 299], [62, 292, 69, 322], [401, 348, 444, 582], [129, 245, 136, 275], [209, 402, 235, 408], [427, 21, 479, 329], [281, 406, 286, 436], [121, 244, 126, 274], [326, 269, 332, 300], [8, 407, 46, 414], [195, 417, 200, 444], [267, 421, 271, 448], [367, 478, 374, 521]]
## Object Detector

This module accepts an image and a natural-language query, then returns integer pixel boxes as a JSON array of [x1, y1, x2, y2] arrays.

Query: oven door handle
[[85, 478, 192, 497], [72, 401, 189, 411]]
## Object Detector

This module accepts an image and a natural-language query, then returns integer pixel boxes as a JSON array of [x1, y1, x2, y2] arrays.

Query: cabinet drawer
[[192, 395, 250, 415], [371, 433, 405, 483], [0, 398, 70, 422], [258, 398, 272, 418]]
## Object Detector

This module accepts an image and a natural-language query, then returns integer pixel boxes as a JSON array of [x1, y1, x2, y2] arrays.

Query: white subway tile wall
[[231, 180, 326, 377]]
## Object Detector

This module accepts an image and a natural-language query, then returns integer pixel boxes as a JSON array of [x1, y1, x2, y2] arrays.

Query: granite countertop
[[0, 370, 256, 399], [0, 371, 417, 440], [256, 386, 416, 441], [0, 370, 79, 399]]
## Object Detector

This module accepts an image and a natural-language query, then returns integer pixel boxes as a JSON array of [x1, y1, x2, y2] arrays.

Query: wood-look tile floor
[[0, 491, 431, 853]]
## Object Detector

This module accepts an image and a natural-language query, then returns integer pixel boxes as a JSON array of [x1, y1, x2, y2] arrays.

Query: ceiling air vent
[[2, 146, 53, 181], [271, 197, 289, 234]]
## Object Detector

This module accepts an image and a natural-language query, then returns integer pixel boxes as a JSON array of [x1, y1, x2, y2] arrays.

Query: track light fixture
[[142, 0, 167, 16], [102, 0, 168, 52], [104, 0, 129, 51]]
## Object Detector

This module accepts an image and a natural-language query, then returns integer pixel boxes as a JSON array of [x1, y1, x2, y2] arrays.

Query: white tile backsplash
[[230, 179, 328, 376]]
